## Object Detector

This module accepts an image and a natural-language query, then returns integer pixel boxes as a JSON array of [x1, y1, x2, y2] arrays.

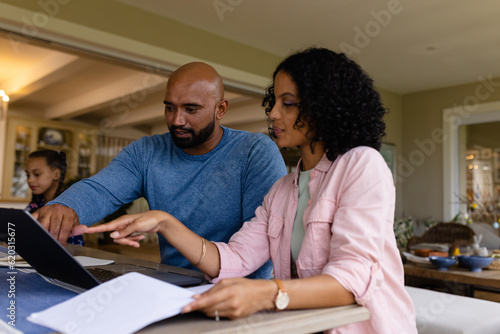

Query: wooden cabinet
[[2, 115, 97, 201]]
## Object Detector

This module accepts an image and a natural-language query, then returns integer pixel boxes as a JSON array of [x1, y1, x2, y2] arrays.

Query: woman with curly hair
[[84, 48, 417, 333]]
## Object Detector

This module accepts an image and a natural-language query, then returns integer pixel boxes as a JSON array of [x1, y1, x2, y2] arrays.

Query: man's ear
[[216, 99, 229, 120]]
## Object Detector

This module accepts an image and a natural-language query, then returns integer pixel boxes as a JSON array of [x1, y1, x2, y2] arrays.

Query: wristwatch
[[273, 279, 290, 310]]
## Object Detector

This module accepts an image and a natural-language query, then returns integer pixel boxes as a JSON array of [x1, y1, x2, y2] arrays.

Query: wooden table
[[404, 263, 500, 297], [67, 245, 370, 333], [139, 305, 369, 334]]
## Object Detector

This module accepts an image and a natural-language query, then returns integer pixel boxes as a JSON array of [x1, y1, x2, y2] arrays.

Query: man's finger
[[58, 219, 75, 244], [36, 210, 50, 229], [48, 214, 63, 240]]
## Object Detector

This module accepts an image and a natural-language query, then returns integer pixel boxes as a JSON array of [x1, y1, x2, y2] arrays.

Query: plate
[[403, 252, 433, 268]]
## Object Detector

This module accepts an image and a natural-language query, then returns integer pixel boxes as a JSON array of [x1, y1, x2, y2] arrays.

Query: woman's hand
[[83, 210, 172, 247], [85, 210, 222, 278], [182, 278, 277, 320], [184, 275, 355, 320]]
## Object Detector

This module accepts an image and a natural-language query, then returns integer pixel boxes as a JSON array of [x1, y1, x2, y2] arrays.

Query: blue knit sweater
[[51, 127, 287, 278]]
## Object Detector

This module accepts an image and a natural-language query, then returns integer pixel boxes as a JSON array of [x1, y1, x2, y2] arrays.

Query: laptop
[[0, 208, 203, 289]]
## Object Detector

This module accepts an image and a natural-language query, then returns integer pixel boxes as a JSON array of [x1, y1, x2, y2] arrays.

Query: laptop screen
[[0, 208, 100, 289]]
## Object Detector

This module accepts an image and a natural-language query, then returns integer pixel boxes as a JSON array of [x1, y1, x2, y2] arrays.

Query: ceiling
[[1, 1, 500, 135], [0, 33, 260, 135], [117, 0, 500, 94]]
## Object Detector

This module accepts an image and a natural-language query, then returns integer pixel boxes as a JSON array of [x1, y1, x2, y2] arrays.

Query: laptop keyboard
[[87, 267, 123, 283]]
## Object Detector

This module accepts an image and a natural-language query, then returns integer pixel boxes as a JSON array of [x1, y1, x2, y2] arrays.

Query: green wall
[[402, 79, 500, 221]]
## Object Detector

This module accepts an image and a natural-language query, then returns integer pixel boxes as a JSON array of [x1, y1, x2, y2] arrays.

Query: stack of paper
[[28, 272, 211, 334]]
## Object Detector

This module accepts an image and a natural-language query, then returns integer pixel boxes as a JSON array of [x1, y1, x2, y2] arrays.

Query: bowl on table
[[429, 256, 457, 271], [457, 255, 494, 272]]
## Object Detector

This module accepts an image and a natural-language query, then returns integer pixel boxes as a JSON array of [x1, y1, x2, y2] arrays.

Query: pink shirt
[[213, 146, 417, 333]]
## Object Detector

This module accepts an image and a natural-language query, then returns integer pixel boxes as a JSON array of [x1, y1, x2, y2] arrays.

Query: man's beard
[[169, 115, 216, 149]]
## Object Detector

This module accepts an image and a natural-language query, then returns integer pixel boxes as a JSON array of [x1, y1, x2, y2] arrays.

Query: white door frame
[[443, 101, 500, 221]]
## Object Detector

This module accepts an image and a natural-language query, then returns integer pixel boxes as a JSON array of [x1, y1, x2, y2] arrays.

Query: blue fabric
[[0, 249, 78, 334], [51, 127, 287, 278]]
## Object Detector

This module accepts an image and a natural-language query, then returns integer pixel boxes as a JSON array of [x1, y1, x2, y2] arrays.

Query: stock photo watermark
[[8, 0, 71, 52], [213, 0, 243, 21], [414, 281, 458, 332], [339, 0, 411, 56], [396, 128, 445, 184], [63, 65, 165, 172], [107, 67, 165, 124], [444, 74, 500, 126], [63, 275, 133, 334], [5, 222, 17, 327], [395, 73, 500, 184]]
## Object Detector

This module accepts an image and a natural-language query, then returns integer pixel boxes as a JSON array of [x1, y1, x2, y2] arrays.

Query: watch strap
[[273, 279, 289, 310], [274, 279, 286, 293]]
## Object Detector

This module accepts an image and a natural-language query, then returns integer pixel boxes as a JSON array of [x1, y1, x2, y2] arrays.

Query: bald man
[[34, 62, 287, 278]]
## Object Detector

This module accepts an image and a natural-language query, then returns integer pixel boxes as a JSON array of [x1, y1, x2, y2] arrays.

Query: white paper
[[0, 255, 114, 268], [403, 251, 430, 264], [0, 318, 24, 334], [28, 272, 200, 334], [186, 283, 214, 295]]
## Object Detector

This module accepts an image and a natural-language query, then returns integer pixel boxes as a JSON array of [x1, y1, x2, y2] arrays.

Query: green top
[[291, 169, 312, 264]]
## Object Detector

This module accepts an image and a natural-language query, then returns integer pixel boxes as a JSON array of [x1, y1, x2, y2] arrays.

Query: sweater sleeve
[[48, 138, 148, 225], [241, 134, 287, 223], [211, 185, 278, 282]]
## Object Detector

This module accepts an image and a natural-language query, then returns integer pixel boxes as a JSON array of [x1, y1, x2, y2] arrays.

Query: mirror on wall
[[460, 121, 500, 229]]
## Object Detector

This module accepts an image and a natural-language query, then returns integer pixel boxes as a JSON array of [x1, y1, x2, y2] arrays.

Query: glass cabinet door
[[77, 132, 93, 179], [2, 116, 97, 201], [11, 125, 32, 198]]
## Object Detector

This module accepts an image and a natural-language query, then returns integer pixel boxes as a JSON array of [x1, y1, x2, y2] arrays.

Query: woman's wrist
[[261, 279, 279, 311], [156, 211, 175, 236]]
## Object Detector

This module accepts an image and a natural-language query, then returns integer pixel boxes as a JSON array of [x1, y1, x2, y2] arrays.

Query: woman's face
[[25, 157, 59, 195], [269, 71, 311, 149]]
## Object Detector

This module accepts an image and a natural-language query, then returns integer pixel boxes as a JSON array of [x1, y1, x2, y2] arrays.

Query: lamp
[[0, 90, 8, 121], [0, 90, 7, 199]]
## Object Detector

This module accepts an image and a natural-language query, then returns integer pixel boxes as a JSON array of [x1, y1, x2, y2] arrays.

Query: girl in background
[[25, 149, 84, 246]]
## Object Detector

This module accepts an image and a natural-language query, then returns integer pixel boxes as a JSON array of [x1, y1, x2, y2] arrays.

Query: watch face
[[276, 292, 290, 310]]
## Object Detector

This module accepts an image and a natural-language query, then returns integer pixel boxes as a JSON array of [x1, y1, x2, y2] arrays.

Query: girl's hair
[[262, 47, 386, 161], [28, 149, 67, 199]]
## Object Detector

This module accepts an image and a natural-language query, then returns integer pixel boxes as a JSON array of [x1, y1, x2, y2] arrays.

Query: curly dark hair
[[262, 47, 386, 161]]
